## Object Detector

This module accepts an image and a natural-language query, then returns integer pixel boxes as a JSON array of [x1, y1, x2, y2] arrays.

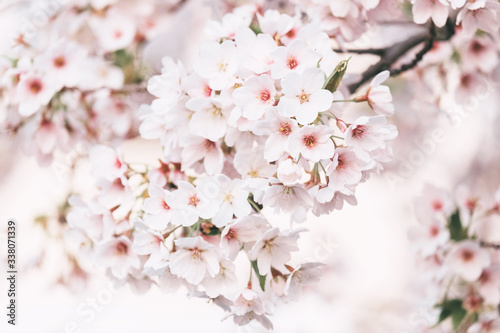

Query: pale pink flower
[[193, 40, 238, 90], [278, 68, 333, 125], [132, 221, 170, 270], [16, 71, 58, 116], [461, 37, 499, 73], [408, 218, 450, 256], [220, 215, 268, 260], [474, 213, 500, 245], [66, 196, 114, 242], [89, 145, 127, 182], [262, 179, 314, 222], [142, 183, 175, 230], [468, 317, 500, 333], [363, 70, 395, 116], [202, 259, 238, 297], [233, 148, 277, 179], [233, 288, 265, 315], [448, 0, 466, 9], [181, 73, 213, 99], [456, 1, 500, 35], [96, 236, 141, 279], [89, 10, 136, 52], [412, 0, 449, 27], [284, 263, 324, 301], [447, 241, 490, 281], [231, 289, 273, 329], [212, 175, 251, 228], [187, 98, 230, 141], [78, 59, 124, 90], [248, 227, 300, 275], [169, 181, 218, 226], [277, 157, 303, 186], [147, 58, 184, 112], [33, 40, 86, 88], [414, 184, 455, 221], [236, 30, 277, 74], [233, 74, 276, 121], [477, 265, 500, 305], [205, 12, 253, 40], [270, 39, 321, 79], [326, 148, 366, 193], [180, 135, 224, 176], [257, 9, 294, 38], [344, 116, 397, 162], [253, 108, 299, 162], [454, 71, 487, 103], [288, 125, 335, 163], [296, 24, 338, 75], [169, 236, 221, 285]]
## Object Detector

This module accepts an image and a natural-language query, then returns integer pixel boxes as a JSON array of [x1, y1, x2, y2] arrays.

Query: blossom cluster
[[410, 184, 500, 332], [406, 0, 500, 110], [65, 8, 398, 329], [0, 0, 184, 164]]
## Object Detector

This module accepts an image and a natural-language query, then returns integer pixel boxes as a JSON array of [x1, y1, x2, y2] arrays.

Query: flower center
[[259, 90, 271, 102], [471, 40, 484, 53], [191, 248, 202, 260], [29, 79, 43, 94], [298, 91, 310, 104], [211, 104, 222, 116], [279, 122, 292, 136], [461, 249, 474, 262], [218, 62, 228, 72], [162, 199, 170, 210], [264, 239, 276, 255], [352, 126, 365, 138], [204, 85, 212, 97], [287, 56, 298, 69], [188, 194, 200, 207], [226, 228, 238, 240], [53, 56, 66, 68], [223, 193, 234, 203], [115, 242, 128, 255], [432, 200, 443, 211], [303, 135, 316, 148], [429, 225, 440, 237], [204, 139, 216, 150]]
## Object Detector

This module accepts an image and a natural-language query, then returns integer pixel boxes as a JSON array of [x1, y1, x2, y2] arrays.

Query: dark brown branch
[[346, 20, 455, 94], [332, 48, 386, 56]]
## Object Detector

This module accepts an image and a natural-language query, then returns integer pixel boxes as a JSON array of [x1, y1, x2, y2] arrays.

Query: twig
[[333, 48, 386, 56], [346, 21, 455, 94], [346, 31, 429, 93]]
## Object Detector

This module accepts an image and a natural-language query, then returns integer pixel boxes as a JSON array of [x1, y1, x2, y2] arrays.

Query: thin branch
[[346, 20, 455, 94], [333, 48, 386, 56], [346, 31, 429, 93]]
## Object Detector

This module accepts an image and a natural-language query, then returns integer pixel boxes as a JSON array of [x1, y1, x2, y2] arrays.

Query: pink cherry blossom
[[169, 236, 221, 285], [278, 68, 333, 125], [288, 124, 335, 162], [248, 227, 300, 275], [270, 39, 321, 79], [447, 241, 490, 281], [412, 0, 450, 28], [233, 74, 276, 121]]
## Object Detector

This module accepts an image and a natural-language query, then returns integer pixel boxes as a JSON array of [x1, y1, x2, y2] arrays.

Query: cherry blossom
[[278, 68, 333, 125], [233, 74, 276, 121], [169, 236, 221, 285], [412, 0, 450, 27], [248, 228, 300, 275]]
